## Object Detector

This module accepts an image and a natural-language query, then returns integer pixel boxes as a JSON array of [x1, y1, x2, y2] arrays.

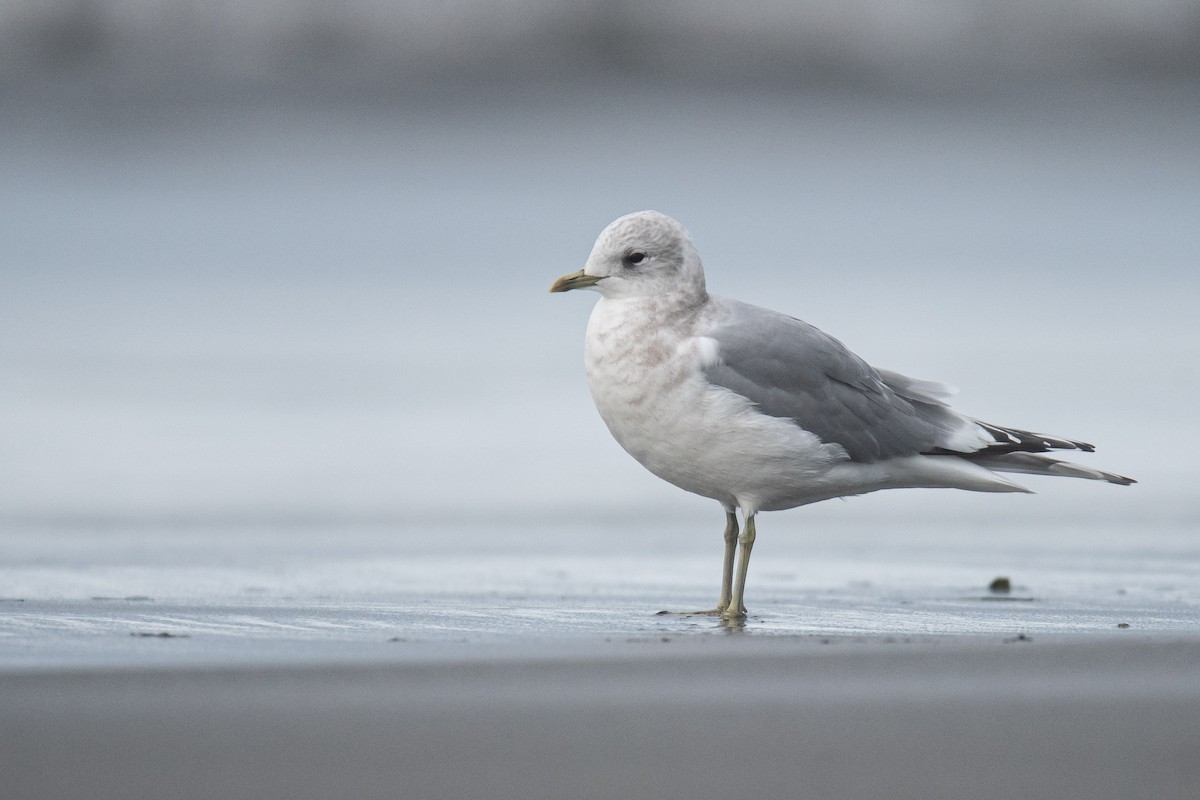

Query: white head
[[550, 211, 707, 301]]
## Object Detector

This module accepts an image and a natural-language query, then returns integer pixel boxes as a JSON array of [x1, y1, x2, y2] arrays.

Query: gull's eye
[[623, 251, 647, 268]]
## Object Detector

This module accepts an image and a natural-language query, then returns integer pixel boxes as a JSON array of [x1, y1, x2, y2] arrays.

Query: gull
[[551, 211, 1135, 620]]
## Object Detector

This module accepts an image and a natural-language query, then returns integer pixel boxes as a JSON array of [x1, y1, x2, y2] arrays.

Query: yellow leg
[[656, 510, 739, 617], [715, 510, 738, 613], [722, 514, 756, 619]]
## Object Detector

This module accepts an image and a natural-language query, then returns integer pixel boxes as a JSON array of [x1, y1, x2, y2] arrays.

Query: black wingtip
[[974, 422, 1099, 455]]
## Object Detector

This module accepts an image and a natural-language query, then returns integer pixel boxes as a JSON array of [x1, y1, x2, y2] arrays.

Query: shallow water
[[2, 516, 1196, 670]]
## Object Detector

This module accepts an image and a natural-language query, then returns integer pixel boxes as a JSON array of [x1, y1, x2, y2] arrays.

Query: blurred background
[[2, 0, 1198, 530]]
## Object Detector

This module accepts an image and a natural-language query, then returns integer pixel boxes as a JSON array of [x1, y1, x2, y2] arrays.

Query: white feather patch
[[696, 336, 722, 369]]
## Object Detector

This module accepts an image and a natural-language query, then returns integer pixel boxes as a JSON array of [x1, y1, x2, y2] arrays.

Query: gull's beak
[[549, 270, 604, 293]]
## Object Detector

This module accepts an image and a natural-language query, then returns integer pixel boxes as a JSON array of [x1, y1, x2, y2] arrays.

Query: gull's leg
[[715, 509, 738, 613], [656, 510, 738, 616], [722, 513, 757, 620]]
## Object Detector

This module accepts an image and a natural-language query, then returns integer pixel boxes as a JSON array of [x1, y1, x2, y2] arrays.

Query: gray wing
[[700, 299, 984, 463]]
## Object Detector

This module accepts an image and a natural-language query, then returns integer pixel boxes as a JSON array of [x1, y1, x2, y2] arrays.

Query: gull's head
[[549, 211, 707, 301]]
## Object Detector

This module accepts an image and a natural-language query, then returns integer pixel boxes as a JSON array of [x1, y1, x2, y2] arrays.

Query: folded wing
[[700, 298, 1134, 485]]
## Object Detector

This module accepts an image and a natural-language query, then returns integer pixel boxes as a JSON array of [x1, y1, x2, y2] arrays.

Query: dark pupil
[[627, 252, 646, 265]]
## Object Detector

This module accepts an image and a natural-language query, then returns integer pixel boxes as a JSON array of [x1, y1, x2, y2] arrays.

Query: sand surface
[[4, 635, 1199, 800], [2, 519, 1198, 799]]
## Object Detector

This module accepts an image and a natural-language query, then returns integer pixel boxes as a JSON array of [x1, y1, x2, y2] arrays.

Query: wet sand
[[3, 634, 1198, 800], [2, 519, 1197, 798]]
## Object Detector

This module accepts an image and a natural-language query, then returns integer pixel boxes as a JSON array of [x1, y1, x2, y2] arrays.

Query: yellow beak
[[549, 270, 604, 293]]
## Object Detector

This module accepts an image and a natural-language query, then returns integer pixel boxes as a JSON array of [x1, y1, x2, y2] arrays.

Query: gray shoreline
[[4, 635, 1198, 800]]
